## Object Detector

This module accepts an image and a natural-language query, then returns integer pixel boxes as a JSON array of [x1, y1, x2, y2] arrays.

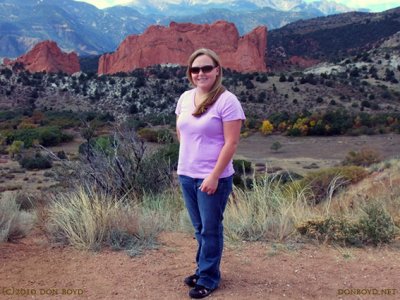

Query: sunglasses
[[189, 65, 216, 74]]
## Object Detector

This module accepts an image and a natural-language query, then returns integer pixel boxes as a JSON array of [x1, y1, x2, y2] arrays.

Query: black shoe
[[184, 274, 199, 288], [189, 284, 214, 299]]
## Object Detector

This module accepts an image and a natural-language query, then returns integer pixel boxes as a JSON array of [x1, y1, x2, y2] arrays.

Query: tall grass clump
[[224, 174, 311, 243], [46, 186, 166, 254], [0, 192, 36, 242]]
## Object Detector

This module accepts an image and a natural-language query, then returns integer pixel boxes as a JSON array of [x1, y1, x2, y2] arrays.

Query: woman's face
[[190, 54, 219, 93]]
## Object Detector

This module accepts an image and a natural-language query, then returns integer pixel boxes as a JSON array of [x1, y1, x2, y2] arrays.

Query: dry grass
[[223, 159, 400, 245], [295, 159, 400, 245], [0, 191, 36, 242], [224, 174, 312, 243], [46, 187, 120, 250], [327, 158, 400, 219], [29, 158, 400, 249], [46, 186, 177, 253]]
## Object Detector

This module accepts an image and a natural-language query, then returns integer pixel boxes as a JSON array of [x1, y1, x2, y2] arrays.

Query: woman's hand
[[199, 174, 219, 195]]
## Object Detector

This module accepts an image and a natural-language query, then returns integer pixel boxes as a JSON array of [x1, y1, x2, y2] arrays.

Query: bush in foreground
[[69, 129, 174, 197]]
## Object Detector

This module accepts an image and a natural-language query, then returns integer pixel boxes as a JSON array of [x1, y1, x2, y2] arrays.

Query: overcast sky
[[76, 0, 399, 12]]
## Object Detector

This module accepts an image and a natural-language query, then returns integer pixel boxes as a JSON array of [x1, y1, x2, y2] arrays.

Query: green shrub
[[233, 159, 252, 175], [5, 126, 73, 147], [359, 202, 397, 245], [7, 140, 24, 158], [232, 159, 252, 188], [39, 127, 70, 146], [19, 153, 52, 170]]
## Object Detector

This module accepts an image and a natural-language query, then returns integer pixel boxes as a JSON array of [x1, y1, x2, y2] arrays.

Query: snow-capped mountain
[[124, 0, 354, 16]]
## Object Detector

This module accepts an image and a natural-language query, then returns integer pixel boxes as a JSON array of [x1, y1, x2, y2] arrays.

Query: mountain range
[[268, 6, 400, 69], [122, 0, 355, 16], [0, 0, 364, 58]]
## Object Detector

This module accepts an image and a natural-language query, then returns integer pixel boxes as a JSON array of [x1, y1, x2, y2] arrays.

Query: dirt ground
[[1, 230, 399, 300]]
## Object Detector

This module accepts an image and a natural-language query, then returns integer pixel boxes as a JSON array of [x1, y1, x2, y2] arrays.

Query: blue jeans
[[178, 175, 233, 290]]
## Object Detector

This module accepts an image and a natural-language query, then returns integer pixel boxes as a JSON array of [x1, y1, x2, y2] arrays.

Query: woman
[[175, 48, 245, 299]]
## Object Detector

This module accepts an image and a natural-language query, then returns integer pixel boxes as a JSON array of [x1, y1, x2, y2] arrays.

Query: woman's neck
[[195, 87, 209, 97]]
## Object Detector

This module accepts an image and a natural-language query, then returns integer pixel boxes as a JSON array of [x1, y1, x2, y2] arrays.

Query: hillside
[[1, 34, 399, 131], [268, 7, 400, 69]]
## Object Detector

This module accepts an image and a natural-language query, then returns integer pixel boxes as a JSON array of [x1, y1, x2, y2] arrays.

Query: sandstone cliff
[[4, 40, 80, 74], [98, 21, 267, 74]]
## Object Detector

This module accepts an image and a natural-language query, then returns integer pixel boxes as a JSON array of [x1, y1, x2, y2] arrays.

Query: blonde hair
[[187, 48, 225, 117]]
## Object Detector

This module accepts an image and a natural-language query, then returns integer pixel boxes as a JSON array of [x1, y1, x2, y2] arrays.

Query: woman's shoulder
[[177, 88, 195, 105], [218, 89, 240, 105], [181, 88, 196, 98], [221, 89, 237, 98]]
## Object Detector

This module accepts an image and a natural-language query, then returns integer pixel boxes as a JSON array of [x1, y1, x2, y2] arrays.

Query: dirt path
[[1, 231, 399, 300]]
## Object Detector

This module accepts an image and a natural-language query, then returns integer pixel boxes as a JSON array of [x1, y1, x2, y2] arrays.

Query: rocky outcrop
[[98, 21, 267, 74], [4, 40, 80, 74]]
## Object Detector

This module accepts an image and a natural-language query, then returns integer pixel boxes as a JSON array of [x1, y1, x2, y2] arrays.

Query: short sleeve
[[175, 93, 184, 115], [219, 92, 246, 122]]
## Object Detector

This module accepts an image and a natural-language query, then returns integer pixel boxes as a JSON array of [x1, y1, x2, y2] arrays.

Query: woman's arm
[[199, 119, 242, 194]]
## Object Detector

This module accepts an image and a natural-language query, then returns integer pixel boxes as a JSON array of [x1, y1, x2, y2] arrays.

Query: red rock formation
[[98, 21, 267, 74], [5, 40, 80, 74]]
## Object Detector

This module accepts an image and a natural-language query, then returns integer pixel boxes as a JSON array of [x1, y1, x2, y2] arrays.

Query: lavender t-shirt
[[175, 88, 246, 179]]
